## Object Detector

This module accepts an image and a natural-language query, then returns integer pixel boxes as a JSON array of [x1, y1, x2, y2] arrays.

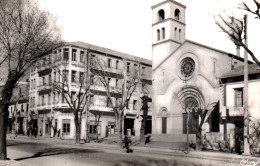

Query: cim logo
[[240, 159, 259, 166]]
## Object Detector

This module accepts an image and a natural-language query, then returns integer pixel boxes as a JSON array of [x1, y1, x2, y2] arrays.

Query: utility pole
[[243, 14, 250, 155]]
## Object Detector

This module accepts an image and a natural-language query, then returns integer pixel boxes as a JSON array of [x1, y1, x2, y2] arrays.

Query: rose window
[[180, 57, 195, 78]]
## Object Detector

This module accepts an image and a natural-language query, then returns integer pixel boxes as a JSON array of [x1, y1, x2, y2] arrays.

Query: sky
[[38, 0, 260, 61]]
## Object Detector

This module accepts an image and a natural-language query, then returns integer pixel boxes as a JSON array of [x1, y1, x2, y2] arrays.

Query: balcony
[[90, 85, 122, 94], [89, 105, 113, 113], [222, 106, 244, 117], [91, 66, 123, 76], [37, 62, 53, 72], [37, 84, 52, 92], [140, 73, 152, 80]]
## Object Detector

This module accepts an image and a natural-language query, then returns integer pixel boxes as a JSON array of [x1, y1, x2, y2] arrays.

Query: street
[[6, 140, 240, 166]]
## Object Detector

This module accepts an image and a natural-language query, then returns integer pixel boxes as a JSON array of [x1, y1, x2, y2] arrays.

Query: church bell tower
[[152, 0, 186, 69]]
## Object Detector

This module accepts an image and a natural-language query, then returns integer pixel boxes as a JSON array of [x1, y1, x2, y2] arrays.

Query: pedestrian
[[57, 129, 60, 138], [54, 126, 57, 137], [123, 135, 133, 153]]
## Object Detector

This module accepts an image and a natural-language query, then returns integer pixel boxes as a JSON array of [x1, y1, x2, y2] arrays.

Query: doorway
[[234, 121, 244, 154], [124, 118, 134, 135]]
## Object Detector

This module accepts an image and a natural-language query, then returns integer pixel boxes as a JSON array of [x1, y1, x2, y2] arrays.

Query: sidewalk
[[7, 135, 260, 163]]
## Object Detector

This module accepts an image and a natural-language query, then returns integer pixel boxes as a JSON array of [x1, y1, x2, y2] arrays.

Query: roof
[[220, 63, 260, 79], [65, 41, 152, 66]]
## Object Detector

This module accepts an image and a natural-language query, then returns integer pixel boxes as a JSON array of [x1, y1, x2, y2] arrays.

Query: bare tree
[[52, 63, 91, 144], [176, 89, 217, 152], [215, 0, 260, 67], [140, 84, 152, 145], [91, 55, 138, 148], [0, 0, 62, 159]]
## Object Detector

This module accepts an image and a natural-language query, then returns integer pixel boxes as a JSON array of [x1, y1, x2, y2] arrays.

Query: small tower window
[[175, 9, 180, 20], [179, 29, 181, 40], [158, 9, 165, 21], [157, 29, 160, 41], [174, 27, 177, 39], [162, 28, 165, 39]]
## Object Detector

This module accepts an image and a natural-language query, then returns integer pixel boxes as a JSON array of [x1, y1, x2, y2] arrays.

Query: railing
[[226, 106, 244, 117]]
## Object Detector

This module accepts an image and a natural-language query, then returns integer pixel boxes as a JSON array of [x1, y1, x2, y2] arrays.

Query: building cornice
[[152, 18, 186, 26], [152, 39, 182, 47], [151, 0, 186, 9]]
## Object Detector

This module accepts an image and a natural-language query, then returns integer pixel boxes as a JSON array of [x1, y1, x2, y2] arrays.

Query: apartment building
[[29, 41, 152, 139]]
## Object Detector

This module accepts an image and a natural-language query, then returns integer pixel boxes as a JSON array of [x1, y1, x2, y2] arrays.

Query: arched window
[[158, 9, 165, 21], [161, 108, 167, 134], [162, 28, 165, 39], [179, 29, 181, 40], [157, 29, 160, 41], [175, 9, 180, 20], [174, 27, 177, 39]]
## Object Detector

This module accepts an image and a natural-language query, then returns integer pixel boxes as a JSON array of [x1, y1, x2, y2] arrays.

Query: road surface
[[7, 140, 239, 166]]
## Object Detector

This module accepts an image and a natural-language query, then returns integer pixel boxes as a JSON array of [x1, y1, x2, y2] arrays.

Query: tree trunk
[[0, 76, 19, 160], [0, 103, 8, 160], [186, 111, 190, 153], [140, 116, 147, 145], [74, 113, 80, 144], [115, 112, 123, 148], [196, 128, 202, 151]]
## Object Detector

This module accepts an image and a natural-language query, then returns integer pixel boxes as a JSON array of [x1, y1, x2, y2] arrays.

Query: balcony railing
[[37, 84, 52, 92], [226, 107, 244, 117]]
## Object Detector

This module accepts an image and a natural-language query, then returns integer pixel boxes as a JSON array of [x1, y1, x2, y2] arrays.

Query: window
[[174, 27, 177, 39], [133, 100, 137, 110], [21, 104, 24, 112], [90, 75, 94, 85], [90, 125, 99, 134], [157, 29, 160, 41], [127, 62, 130, 72], [53, 92, 56, 104], [179, 29, 181, 40], [80, 51, 84, 62], [48, 74, 51, 85], [141, 66, 146, 74], [42, 77, 46, 85], [53, 72, 56, 83], [116, 79, 118, 88], [90, 95, 94, 105], [63, 48, 69, 61], [108, 58, 111, 68], [72, 49, 77, 61], [48, 94, 51, 105], [158, 9, 165, 21], [42, 95, 45, 105], [126, 100, 129, 109], [71, 71, 76, 82], [108, 78, 111, 87], [235, 88, 243, 107], [62, 119, 70, 134], [57, 92, 60, 104], [63, 70, 69, 82], [19, 88, 22, 97], [162, 27, 165, 39], [116, 60, 119, 69], [79, 72, 84, 82], [183, 113, 197, 134], [43, 58, 46, 65], [175, 9, 180, 20]]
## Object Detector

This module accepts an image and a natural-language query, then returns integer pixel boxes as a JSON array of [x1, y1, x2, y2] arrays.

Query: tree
[[140, 95, 152, 145], [0, 0, 62, 159], [176, 88, 217, 152], [52, 63, 91, 144], [91, 56, 138, 148], [215, 0, 260, 67]]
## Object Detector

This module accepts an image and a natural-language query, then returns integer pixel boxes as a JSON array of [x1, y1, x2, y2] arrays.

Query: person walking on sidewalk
[[123, 135, 133, 153]]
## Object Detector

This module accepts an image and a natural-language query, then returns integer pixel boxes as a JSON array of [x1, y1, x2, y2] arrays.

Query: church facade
[[151, 0, 246, 143]]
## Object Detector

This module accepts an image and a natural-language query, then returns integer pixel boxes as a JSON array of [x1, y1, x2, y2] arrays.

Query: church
[[151, 0, 248, 146]]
